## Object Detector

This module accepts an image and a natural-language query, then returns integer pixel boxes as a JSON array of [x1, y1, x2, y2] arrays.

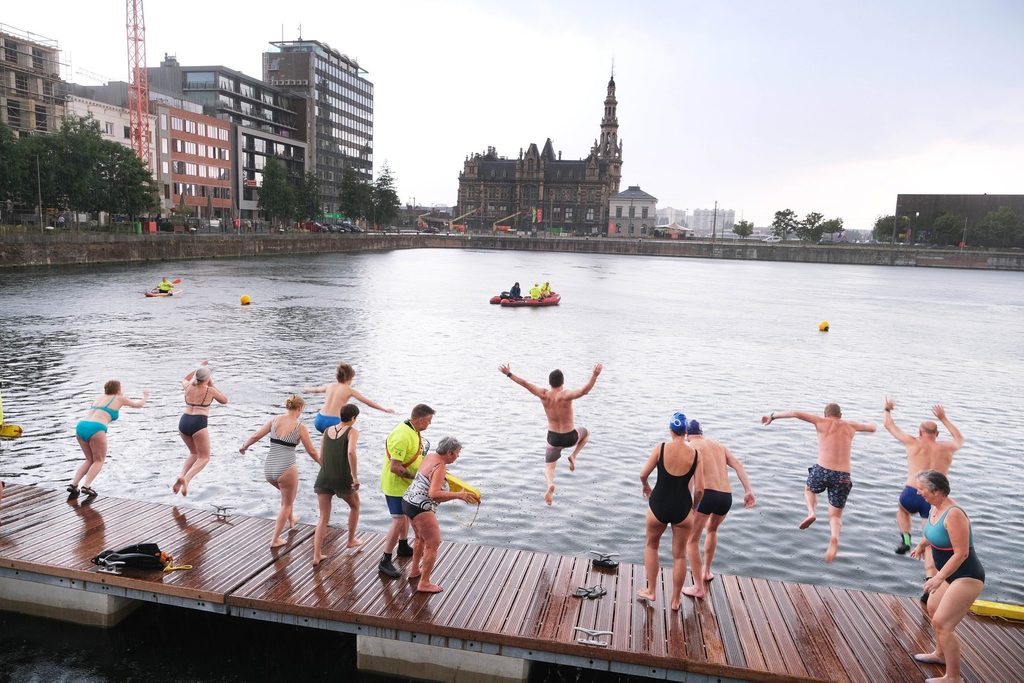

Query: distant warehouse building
[[897, 194, 1024, 227]]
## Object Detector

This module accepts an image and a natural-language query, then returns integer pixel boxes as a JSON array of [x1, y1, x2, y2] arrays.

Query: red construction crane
[[126, 0, 151, 169]]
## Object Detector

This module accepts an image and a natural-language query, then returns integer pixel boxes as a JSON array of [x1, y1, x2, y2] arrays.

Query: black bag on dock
[[92, 543, 171, 570]]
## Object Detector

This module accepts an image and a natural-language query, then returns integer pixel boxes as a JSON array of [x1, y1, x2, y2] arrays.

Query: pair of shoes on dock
[[573, 585, 607, 600]]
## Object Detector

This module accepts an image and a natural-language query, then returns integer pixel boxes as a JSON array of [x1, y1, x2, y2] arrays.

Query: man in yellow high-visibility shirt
[[529, 283, 541, 300], [378, 403, 435, 578]]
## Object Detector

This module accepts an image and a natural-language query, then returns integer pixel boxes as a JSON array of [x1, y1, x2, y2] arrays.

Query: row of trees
[[766, 209, 844, 241], [872, 209, 1024, 248], [257, 161, 402, 229], [0, 118, 158, 222]]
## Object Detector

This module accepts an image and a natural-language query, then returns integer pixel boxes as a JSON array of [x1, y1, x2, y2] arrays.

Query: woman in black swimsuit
[[638, 411, 703, 610], [173, 362, 228, 496]]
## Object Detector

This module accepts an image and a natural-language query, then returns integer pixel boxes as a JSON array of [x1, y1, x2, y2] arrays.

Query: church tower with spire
[[598, 71, 622, 193]]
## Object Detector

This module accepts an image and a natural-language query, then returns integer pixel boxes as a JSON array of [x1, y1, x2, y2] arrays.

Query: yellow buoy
[[818, 321, 830, 332], [240, 294, 251, 306]]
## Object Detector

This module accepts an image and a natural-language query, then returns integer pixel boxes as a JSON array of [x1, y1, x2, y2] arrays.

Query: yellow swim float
[[818, 321, 830, 332], [240, 294, 251, 306]]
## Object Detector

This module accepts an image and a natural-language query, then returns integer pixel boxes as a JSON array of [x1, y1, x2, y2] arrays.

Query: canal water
[[1, 248, 1022, 678]]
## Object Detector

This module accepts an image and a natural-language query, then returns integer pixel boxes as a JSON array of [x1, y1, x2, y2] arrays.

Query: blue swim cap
[[670, 411, 688, 435], [686, 419, 703, 436]]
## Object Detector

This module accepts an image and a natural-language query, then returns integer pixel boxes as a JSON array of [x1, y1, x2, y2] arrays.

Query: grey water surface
[[1, 248, 1022, 608]]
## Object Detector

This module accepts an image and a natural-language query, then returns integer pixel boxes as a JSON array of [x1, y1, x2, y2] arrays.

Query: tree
[[371, 164, 401, 229], [972, 207, 1020, 248], [0, 122, 17, 213], [873, 214, 908, 242], [96, 143, 158, 219], [796, 211, 825, 242], [931, 212, 965, 246], [732, 219, 754, 238], [296, 171, 322, 221], [339, 167, 371, 221], [257, 157, 294, 227], [770, 209, 799, 239], [54, 115, 106, 217], [820, 217, 844, 239]]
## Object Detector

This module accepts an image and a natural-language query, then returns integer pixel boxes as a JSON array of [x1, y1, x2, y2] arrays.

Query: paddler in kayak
[[156, 277, 174, 295]]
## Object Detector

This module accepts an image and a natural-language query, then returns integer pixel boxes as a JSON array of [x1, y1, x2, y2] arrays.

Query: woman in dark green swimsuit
[[312, 404, 362, 567]]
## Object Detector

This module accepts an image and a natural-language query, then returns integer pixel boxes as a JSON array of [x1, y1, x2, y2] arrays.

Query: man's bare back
[[884, 400, 963, 485]]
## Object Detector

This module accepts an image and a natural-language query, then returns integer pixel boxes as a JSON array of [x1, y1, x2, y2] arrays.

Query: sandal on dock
[[66, 484, 79, 498], [80, 486, 97, 498], [589, 551, 620, 569], [572, 585, 607, 600]]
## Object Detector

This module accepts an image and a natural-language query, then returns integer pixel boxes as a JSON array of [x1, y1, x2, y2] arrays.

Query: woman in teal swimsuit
[[69, 380, 149, 498], [910, 470, 985, 683]]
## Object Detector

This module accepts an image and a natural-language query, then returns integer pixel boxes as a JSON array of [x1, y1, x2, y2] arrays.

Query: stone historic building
[[456, 77, 623, 235]]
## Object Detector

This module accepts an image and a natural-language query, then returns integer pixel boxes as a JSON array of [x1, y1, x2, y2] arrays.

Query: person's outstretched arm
[[932, 404, 965, 449], [725, 448, 756, 508], [499, 364, 545, 398], [883, 397, 914, 444], [563, 363, 603, 400], [761, 410, 818, 426], [240, 420, 273, 454], [350, 387, 395, 414]]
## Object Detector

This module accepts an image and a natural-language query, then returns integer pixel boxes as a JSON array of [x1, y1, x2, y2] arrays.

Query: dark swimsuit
[[178, 387, 212, 437], [648, 444, 699, 525]]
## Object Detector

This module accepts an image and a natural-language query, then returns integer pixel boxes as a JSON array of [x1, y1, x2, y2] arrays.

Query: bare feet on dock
[[636, 589, 655, 605], [799, 514, 816, 529], [682, 585, 706, 600], [924, 677, 958, 683], [417, 582, 443, 593], [544, 484, 555, 505], [288, 515, 299, 530], [172, 477, 184, 494], [346, 537, 364, 549], [824, 537, 839, 563], [270, 538, 286, 549], [913, 652, 945, 665], [702, 572, 716, 583], [312, 554, 325, 567]]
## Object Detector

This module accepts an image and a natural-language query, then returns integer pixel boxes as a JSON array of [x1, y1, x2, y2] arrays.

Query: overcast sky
[[6, 0, 1023, 228]]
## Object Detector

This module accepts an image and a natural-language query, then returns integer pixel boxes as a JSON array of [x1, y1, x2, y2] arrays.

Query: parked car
[[762, 235, 783, 243]]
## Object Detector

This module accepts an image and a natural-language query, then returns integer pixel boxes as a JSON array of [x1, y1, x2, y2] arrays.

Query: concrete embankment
[[1, 232, 1022, 271]]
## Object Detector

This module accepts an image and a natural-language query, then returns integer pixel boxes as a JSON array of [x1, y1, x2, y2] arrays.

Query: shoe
[[67, 484, 80, 498], [80, 486, 97, 498], [378, 558, 400, 579], [895, 542, 911, 555], [396, 540, 414, 558]]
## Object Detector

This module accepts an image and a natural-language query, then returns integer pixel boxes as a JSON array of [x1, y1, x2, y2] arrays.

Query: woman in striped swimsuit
[[240, 395, 320, 548]]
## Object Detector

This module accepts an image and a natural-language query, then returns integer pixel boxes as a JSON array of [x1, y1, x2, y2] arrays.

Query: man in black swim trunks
[[499, 362, 602, 505], [762, 403, 876, 563]]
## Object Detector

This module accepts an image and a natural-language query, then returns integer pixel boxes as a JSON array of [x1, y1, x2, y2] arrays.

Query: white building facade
[[608, 185, 658, 237], [65, 95, 157, 176]]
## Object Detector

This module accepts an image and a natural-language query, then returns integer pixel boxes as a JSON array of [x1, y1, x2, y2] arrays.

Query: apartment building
[[0, 24, 65, 137]]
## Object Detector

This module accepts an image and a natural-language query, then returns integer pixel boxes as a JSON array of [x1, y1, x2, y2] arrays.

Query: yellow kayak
[[970, 600, 1024, 621], [446, 472, 482, 502]]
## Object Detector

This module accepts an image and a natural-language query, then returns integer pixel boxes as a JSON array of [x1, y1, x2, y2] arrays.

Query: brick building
[[456, 77, 623, 235]]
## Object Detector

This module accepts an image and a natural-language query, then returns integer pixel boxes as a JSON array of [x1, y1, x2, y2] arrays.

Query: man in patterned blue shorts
[[762, 403, 876, 562]]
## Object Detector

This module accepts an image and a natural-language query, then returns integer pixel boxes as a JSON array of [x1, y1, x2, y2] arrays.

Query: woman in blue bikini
[[174, 362, 228, 496], [69, 380, 149, 498]]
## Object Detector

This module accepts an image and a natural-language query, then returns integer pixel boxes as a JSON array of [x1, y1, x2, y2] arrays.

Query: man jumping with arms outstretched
[[761, 403, 876, 562], [499, 363, 602, 505], [884, 398, 965, 555]]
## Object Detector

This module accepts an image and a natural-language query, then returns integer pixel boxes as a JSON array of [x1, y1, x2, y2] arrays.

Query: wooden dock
[[1, 483, 1021, 682]]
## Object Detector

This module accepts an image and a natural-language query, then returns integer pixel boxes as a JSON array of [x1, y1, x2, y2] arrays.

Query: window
[[42, 80, 53, 97], [185, 120, 196, 134], [4, 41, 18, 63], [15, 73, 28, 92], [219, 128, 228, 141], [160, 113, 167, 130], [124, 126, 131, 139], [104, 122, 114, 135], [566, 208, 573, 220], [586, 208, 595, 221], [34, 105, 47, 131], [161, 161, 169, 175], [7, 99, 21, 127], [198, 123, 206, 137], [185, 71, 215, 88], [615, 206, 622, 218], [642, 207, 648, 219], [171, 117, 183, 131], [628, 206, 635, 218]]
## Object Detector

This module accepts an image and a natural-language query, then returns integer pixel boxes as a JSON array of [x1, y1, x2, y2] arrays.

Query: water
[[1, 249, 1022, 613]]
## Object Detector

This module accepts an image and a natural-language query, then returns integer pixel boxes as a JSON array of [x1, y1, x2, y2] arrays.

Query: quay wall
[[1, 232, 1022, 271]]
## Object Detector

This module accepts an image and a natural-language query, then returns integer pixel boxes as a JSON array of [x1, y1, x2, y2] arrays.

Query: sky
[[5, 0, 1023, 229]]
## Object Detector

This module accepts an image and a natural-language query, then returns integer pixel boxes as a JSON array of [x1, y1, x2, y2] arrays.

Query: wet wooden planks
[[0, 484, 311, 603], [3, 483, 1023, 683]]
